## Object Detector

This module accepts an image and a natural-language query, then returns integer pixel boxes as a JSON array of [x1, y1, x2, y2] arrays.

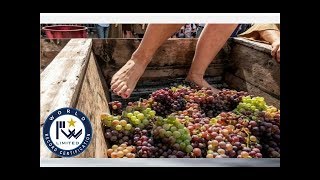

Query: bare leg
[[186, 24, 238, 93], [111, 24, 183, 98]]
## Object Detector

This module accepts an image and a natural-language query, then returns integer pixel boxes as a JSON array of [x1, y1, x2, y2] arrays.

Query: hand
[[271, 40, 280, 63]]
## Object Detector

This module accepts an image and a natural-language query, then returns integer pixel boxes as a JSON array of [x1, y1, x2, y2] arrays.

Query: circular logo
[[43, 108, 92, 157]]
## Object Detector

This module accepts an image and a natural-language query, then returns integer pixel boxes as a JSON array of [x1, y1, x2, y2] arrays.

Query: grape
[[115, 125, 122, 131], [125, 124, 132, 130], [120, 120, 127, 127], [193, 148, 201, 157], [112, 120, 120, 126], [137, 113, 145, 120], [241, 151, 249, 158], [226, 144, 233, 151], [217, 149, 225, 155]]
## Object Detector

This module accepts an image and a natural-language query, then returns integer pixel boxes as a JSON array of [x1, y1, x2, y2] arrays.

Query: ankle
[[131, 51, 152, 65], [187, 72, 205, 79]]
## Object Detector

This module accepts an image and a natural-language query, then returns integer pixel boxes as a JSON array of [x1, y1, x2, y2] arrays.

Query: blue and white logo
[[43, 108, 92, 157]]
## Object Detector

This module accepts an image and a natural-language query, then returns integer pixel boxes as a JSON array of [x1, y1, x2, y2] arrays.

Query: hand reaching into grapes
[[271, 40, 280, 63]]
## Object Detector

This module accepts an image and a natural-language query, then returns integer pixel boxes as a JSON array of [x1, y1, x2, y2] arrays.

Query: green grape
[[125, 124, 132, 130], [178, 124, 185, 129], [207, 150, 214, 154], [184, 139, 190, 145], [107, 115, 113, 121], [136, 119, 141, 124], [180, 142, 186, 150], [105, 120, 112, 127], [133, 111, 140, 116], [178, 129, 185, 135], [185, 145, 193, 153], [163, 124, 170, 130], [115, 125, 122, 131], [173, 131, 181, 138], [142, 119, 149, 125], [130, 116, 137, 122], [149, 110, 156, 117], [126, 113, 133, 118], [176, 139, 182, 143], [137, 113, 145, 120], [146, 108, 151, 112], [170, 126, 177, 132], [165, 131, 172, 138]]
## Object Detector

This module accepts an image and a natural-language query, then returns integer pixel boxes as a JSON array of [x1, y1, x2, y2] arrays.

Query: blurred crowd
[[41, 24, 204, 39]]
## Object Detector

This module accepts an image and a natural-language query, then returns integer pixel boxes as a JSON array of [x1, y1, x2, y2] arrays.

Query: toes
[[113, 82, 125, 94], [122, 88, 133, 99], [118, 85, 128, 97], [111, 80, 121, 90], [111, 78, 117, 85]]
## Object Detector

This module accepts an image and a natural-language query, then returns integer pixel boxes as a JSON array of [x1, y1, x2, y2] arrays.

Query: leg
[[96, 25, 105, 38], [104, 27, 110, 38], [111, 24, 183, 98], [186, 24, 238, 92]]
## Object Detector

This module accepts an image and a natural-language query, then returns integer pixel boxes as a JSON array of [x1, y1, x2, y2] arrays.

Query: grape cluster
[[104, 128, 133, 145], [101, 85, 280, 158], [109, 101, 123, 115], [152, 116, 193, 154], [101, 113, 133, 131], [205, 123, 263, 158], [198, 89, 249, 118], [132, 127, 158, 158], [107, 143, 136, 158], [149, 88, 187, 116], [234, 96, 280, 158]]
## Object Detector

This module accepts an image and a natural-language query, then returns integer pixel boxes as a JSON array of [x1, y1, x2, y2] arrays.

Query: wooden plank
[[232, 37, 272, 54], [228, 38, 280, 96], [92, 39, 230, 68], [224, 72, 280, 109], [40, 39, 92, 158], [75, 52, 110, 158]]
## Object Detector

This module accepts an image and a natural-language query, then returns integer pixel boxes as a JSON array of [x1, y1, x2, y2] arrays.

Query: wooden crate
[[40, 38, 280, 158]]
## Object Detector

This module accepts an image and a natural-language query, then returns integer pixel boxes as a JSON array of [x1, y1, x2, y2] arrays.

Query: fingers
[[271, 44, 280, 63], [271, 45, 278, 59], [276, 46, 280, 63]]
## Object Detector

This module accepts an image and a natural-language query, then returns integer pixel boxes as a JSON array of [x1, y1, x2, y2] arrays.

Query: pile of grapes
[[101, 85, 280, 158]]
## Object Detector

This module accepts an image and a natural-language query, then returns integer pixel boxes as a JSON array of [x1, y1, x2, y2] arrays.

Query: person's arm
[[259, 30, 280, 63], [238, 24, 280, 63]]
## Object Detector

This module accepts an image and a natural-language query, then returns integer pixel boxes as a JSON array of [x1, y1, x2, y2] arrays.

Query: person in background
[[184, 24, 193, 38], [236, 24, 280, 63], [191, 24, 197, 38], [196, 23, 205, 38], [96, 24, 110, 38], [133, 24, 147, 38], [122, 24, 134, 38], [177, 29, 185, 38]]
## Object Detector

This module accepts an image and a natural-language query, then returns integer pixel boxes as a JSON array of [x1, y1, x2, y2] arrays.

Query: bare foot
[[186, 73, 220, 94], [110, 58, 148, 99]]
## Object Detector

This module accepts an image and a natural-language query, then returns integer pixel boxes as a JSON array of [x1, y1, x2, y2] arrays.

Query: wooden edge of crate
[[40, 39, 109, 158], [228, 37, 280, 98], [74, 52, 110, 158], [232, 37, 272, 54]]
